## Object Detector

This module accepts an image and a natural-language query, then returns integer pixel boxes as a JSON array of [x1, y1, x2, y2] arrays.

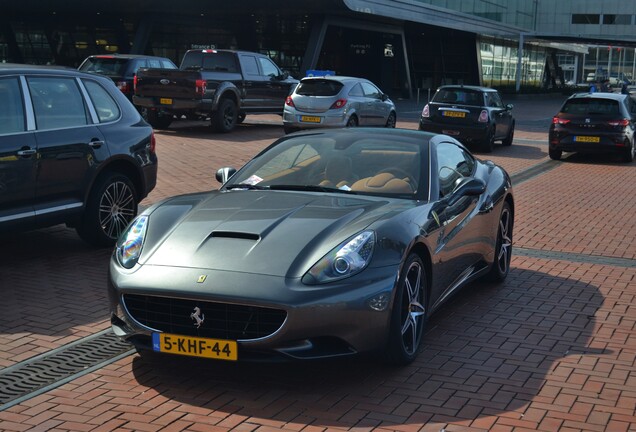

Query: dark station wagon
[[0, 64, 157, 246]]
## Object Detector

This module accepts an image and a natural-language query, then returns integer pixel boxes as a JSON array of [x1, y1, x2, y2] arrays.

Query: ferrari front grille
[[123, 294, 286, 340]]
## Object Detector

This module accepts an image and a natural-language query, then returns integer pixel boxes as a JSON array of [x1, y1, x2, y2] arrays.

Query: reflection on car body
[[109, 128, 514, 365]]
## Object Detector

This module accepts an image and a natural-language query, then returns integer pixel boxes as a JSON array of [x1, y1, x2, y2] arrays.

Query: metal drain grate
[[0, 330, 134, 410]]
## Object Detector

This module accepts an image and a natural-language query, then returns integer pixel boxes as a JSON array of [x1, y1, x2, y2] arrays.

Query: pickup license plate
[[160, 98, 173, 105], [152, 333, 237, 361], [442, 111, 465, 118], [574, 136, 600, 143], [300, 115, 321, 123]]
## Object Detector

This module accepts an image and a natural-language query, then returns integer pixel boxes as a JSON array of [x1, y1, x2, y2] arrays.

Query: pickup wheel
[[145, 109, 172, 130], [211, 98, 238, 133]]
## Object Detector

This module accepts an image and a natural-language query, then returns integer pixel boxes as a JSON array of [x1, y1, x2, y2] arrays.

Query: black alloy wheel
[[386, 253, 427, 365], [211, 98, 238, 132], [502, 121, 514, 146], [484, 201, 513, 282], [481, 127, 495, 153]]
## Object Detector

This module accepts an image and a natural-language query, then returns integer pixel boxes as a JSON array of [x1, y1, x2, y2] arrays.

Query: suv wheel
[[145, 109, 172, 130], [77, 172, 138, 247], [211, 98, 238, 132]]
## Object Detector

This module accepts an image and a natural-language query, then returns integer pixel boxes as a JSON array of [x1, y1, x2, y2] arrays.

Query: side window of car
[[348, 83, 364, 97], [27, 77, 89, 130], [436, 142, 475, 197], [258, 57, 280, 78], [0, 77, 26, 135], [240, 55, 260, 76], [83, 79, 121, 123], [160, 59, 177, 69], [361, 82, 381, 99], [487, 92, 503, 108], [147, 59, 161, 68]]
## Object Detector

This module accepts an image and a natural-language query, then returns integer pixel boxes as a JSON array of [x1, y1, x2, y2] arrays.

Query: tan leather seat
[[319, 156, 358, 188], [351, 172, 413, 194]]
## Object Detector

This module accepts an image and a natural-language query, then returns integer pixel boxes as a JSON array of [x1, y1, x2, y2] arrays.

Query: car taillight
[[478, 110, 489, 123], [195, 79, 207, 95], [285, 96, 295, 107], [116, 81, 130, 94], [421, 104, 430, 118], [133, 75, 138, 93], [330, 99, 347, 109], [552, 117, 570, 125], [608, 118, 630, 127], [149, 130, 156, 154]]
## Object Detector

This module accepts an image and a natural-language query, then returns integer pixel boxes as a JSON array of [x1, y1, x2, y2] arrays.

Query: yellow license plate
[[152, 333, 237, 361], [442, 111, 465, 118], [300, 115, 321, 123], [574, 136, 600, 143], [160, 98, 173, 105]]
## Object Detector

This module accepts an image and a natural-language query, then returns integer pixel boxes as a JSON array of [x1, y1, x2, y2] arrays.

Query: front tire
[[385, 112, 396, 128], [386, 254, 427, 365], [484, 201, 513, 282], [76, 172, 138, 247], [211, 98, 238, 132], [502, 122, 514, 146]]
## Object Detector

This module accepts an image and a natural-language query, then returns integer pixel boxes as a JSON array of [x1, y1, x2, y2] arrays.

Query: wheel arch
[[406, 242, 433, 309], [86, 158, 145, 204]]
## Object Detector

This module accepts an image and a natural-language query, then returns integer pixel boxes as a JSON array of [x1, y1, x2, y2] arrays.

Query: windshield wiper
[[225, 183, 269, 190], [269, 184, 357, 194]]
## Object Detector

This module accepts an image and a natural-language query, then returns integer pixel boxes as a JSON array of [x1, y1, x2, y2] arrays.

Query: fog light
[[368, 293, 390, 311]]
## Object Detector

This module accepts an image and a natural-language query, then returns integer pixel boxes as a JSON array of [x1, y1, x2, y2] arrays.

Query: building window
[[572, 14, 600, 25], [602, 15, 632, 25]]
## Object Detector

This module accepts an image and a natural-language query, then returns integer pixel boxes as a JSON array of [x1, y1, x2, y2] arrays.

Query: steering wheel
[[381, 167, 418, 191]]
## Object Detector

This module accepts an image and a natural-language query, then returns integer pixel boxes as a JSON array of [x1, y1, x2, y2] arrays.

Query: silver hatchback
[[283, 76, 397, 133]]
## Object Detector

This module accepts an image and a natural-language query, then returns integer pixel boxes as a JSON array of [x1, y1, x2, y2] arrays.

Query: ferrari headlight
[[303, 231, 375, 284], [115, 215, 148, 269]]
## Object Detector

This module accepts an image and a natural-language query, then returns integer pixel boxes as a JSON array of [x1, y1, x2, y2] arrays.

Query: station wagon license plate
[[300, 115, 321, 123], [152, 333, 237, 361], [574, 136, 600, 143], [442, 111, 465, 118], [160, 98, 173, 105]]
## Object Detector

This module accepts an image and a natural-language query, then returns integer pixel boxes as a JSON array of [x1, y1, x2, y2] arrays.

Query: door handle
[[89, 140, 105, 149], [17, 148, 36, 157]]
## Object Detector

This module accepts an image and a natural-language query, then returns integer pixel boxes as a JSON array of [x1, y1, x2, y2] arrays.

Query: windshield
[[225, 131, 427, 199], [296, 79, 343, 96], [79, 57, 127, 76], [561, 98, 620, 115], [432, 88, 483, 106]]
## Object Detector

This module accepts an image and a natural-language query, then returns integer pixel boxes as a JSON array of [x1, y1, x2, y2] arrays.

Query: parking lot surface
[[1, 95, 635, 432]]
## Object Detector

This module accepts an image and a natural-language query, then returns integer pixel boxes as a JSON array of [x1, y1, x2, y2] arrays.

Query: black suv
[[78, 54, 177, 101], [0, 64, 158, 246]]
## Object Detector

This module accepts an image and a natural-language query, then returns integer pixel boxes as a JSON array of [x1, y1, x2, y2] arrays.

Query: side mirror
[[277, 70, 290, 80], [216, 167, 237, 184], [381, 93, 389, 101], [505, 103, 514, 110], [447, 177, 486, 207]]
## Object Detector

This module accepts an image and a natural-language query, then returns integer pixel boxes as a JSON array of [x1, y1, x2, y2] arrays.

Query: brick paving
[[1, 96, 635, 431]]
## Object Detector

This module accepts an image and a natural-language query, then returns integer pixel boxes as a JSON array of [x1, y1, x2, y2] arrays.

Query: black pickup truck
[[133, 49, 298, 132]]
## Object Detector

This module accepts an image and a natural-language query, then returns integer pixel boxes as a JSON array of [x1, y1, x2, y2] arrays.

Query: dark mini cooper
[[0, 64, 157, 245], [419, 85, 515, 153], [549, 93, 636, 163]]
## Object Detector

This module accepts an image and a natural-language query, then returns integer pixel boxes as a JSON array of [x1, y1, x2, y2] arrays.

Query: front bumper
[[108, 261, 397, 361]]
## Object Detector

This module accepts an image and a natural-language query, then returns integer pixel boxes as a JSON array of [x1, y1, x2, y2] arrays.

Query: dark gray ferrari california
[[108, 128, 514, 365]]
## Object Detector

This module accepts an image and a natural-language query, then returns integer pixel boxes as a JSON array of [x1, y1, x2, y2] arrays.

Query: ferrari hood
[[142, 190, 410, 277]]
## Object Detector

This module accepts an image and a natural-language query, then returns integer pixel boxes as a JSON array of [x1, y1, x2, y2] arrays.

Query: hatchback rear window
[[79, 57, 127, 77], [433, 89, 483, 106], [296, 80, 343, 96], [561, 98, 620, 115]]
